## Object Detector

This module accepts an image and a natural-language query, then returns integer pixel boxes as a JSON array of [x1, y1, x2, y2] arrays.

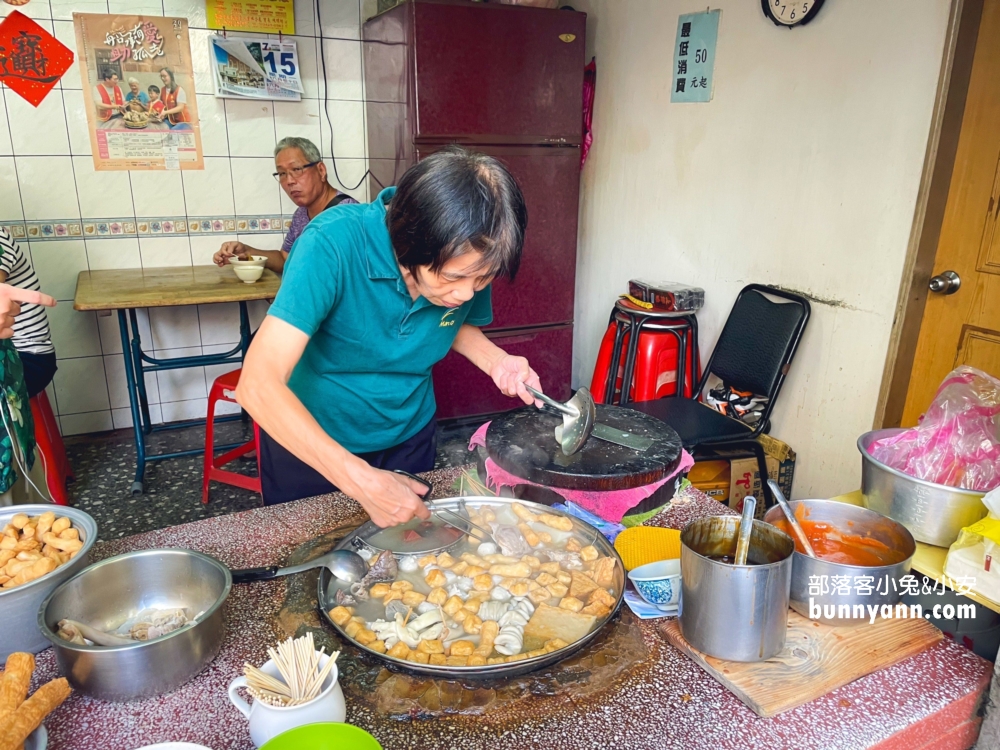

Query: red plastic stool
[[202, 369, 261, 504], [30, 391, 73, 506], [590, 299, 701, 405]]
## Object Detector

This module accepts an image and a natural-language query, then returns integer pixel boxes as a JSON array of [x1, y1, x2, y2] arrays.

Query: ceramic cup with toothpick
[[228, 650, 345, 748]]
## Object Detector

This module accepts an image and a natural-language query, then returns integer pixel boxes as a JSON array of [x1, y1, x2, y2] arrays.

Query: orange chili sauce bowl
[[763, 500, 916, 626]]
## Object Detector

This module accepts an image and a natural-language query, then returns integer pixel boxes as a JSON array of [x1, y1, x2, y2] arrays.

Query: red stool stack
[[202, 369, 261, 504], [590, 298, 701, 405], [30, 391, 73, 506]]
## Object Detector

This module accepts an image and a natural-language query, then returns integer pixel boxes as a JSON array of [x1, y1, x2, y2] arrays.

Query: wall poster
[[74, 13, 203, 171], [671, 9, 720, 104], [206, 0, 295, 35]]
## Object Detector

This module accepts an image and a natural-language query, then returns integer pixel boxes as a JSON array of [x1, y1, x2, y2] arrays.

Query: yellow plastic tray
[[614, 526, 682, 571]]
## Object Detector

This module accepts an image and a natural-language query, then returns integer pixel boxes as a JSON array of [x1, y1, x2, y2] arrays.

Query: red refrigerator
[[363, 0, 586, 419]]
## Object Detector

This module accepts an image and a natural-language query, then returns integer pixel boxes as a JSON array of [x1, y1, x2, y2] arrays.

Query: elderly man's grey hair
[[127, 77, 140, 86], [274, 137, 321, 163]]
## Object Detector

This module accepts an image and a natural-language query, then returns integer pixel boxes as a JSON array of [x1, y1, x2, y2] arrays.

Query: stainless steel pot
[[39, 548, 231, 701], [859, 429, 987, 547], [319, 496, 626, 679], [679, 516, 793, 662], [763, 500, 915, 625], [0, 504, 97, 660]]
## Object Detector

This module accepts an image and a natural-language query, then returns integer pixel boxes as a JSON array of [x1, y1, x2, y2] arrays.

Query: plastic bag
[[944, 487, 1000, 601], [869, 366, 1000, 491]]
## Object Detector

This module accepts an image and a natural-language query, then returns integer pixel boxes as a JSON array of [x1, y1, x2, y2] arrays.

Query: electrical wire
[[314, 0, 384, 195]]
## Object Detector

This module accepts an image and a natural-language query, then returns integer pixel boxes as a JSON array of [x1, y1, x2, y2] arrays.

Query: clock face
[[762, 0, 824, 27]]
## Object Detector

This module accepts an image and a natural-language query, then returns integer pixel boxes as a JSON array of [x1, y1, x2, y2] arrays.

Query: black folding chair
[[631, 284, 810, 508]]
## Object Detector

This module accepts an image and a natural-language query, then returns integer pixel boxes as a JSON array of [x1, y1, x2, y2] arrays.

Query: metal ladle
[[524, 385, 653, 455], [733, 496, 757, 566], [767, 479, 817, 558], [232, 548, 369, 584]]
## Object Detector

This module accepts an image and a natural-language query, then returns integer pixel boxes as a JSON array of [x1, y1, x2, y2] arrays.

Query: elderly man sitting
[[213, 137, 357, 273]]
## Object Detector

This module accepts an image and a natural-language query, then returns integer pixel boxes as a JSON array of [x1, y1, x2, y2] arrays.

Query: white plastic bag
[[944, 487, 1000, 601]]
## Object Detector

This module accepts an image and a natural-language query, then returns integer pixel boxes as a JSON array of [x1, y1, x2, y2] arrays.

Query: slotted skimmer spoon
[[525, 385, 653, 455]]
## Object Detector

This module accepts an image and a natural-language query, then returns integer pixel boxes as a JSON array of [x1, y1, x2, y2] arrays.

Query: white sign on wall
[[211, 36, 302, 100], [671, 9, 720, 103]]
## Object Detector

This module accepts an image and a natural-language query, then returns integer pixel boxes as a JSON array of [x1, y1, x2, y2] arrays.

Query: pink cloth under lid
[[468, 422, 695, 523]]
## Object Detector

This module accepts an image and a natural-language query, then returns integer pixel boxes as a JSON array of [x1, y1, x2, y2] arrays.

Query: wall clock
[[761, 0, 825, 28]]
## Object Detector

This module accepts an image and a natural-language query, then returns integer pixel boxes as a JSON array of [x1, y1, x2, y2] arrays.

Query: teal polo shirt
[[267, 187, 493, 454]]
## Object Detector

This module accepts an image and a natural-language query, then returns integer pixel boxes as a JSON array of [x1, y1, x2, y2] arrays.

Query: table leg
[[128, 309, 153, 434], [118, 310, 146, 495]]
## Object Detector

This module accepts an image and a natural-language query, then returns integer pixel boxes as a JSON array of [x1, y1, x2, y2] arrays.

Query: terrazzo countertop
[[29, 468, 993, 750]]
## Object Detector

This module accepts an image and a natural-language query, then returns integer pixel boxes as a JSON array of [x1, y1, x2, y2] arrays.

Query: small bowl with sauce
[[627, 558, 681, 608], [764, 499, 915, 626]]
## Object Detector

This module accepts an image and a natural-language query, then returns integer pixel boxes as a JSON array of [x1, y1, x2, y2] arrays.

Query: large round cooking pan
[[317, 496, 625, 680]]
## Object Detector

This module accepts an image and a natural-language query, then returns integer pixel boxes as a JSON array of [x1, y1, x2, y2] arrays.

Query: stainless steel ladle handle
[[525, 385, 577, 418]]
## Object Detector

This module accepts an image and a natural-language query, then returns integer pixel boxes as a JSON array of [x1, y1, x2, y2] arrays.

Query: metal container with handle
[[679, 516, 793, 662], [0, 504, 97, 661], [858, 429, 987, 547]]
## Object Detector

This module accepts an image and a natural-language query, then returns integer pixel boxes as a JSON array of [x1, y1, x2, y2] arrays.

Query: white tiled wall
[[0, 0, 370, 435]]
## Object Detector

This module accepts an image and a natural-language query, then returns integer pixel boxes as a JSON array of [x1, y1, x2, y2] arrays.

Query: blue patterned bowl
[[628, 559, 682, 606]]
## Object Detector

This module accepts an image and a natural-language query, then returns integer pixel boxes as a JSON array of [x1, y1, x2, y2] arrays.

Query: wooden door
[[901, 0, 1000, 425]]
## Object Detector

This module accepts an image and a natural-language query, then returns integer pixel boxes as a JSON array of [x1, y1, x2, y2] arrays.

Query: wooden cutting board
[[661, 610, 942, 717]]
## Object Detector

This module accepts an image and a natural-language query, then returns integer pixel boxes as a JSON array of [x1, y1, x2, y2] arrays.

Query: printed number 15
[[263, 51, 296, 76]]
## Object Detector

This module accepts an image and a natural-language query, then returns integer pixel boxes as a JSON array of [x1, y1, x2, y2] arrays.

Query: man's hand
[[338, 460, 432, 528], [0, 286, 56, 339], [213, 241, 250, 267], [490, 354, 542, 406]]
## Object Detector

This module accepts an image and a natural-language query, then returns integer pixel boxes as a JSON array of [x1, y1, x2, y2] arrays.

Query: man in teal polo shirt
[[237, 148, 541, 526]]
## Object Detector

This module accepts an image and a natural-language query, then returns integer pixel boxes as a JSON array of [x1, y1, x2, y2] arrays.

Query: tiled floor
[[63, 419, 480, 541]]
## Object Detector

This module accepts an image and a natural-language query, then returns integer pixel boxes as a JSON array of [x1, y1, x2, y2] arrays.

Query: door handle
[[929, 270, 961, 295]]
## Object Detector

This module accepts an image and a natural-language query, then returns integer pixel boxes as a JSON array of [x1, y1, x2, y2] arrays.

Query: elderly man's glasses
[[273, 161, 320, 182]]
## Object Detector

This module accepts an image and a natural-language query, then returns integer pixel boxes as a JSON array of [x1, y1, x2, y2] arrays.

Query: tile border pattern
[[1, 216, 293, 241]]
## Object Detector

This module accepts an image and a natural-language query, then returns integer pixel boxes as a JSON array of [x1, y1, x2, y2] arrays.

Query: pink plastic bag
[[869, 366, 1000, 491]]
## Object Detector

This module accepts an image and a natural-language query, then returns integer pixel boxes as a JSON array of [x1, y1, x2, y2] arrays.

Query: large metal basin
[[859, 429, 987, 547], [39, 548, 231, 701], [0, 504, 97, 660], [764, 500, 915, 625]]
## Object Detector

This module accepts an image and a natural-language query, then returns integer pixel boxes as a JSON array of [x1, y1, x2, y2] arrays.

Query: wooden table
[[74, 266, 281, 494], [29, 471, 994, 750]]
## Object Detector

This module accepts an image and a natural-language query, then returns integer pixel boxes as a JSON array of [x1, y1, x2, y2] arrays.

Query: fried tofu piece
[[425, 569, 448, 588], [429, 653, 448, 665], [558, 597, 585, 613], [506, 653, 529, 663], [473, 573, 494, 591], [369, 583, 391, 599], [528, 587, 552, 604], [461, 553, 486, 567], [436, 552, 457, 568], [592, 557, 617, 588], [569, 571, 600, 600], [443, 595, 465, 616], [589, 587, 616, 609], [518, 523, 540, 547], [446, 655, 470, 667], [328, 606, 353, 626], [390, 579, 414, 592], [409, 650, 431, 664], [509, 581, 530, 597], [487, 656, 505, 665], [535, 572, 558, 587], [489, 562, 532, 578], [544, 638, 569, 652], [526, 649, 547, 659], [427, 586, 448, 606], [565, 537, 582, 553], [449, 640, 475, 657], [382, 590, 403, 605], [539, 561, 561, 576], [465, 565, 487, 578], [580, 545, 599, 562], [538, 513, 574, 532], [581, 601, 612, 618], [387, 641, 411, 659], [512, 503, 537, 523], [467, 654, 488, 667], [537, 532, 552, 544], [344, 620, 363, 638], [453, 608, 470, 624], [369, 640, 387, 654], [418, 554, 438, 567], [521, 555, 541, 570], [451, 561, 470, 576], [546, 582, 569, 599], [463, 614, 483, 635], [355, 627, 377, 645], [556, 571, 572, 586], [418, 639, 445, 654], [402, 590, 427, 608]]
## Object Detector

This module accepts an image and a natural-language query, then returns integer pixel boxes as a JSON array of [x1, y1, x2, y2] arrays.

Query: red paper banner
[[0, 11, 74, 106]]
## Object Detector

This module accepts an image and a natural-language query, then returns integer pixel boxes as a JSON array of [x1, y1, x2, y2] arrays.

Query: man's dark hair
[[386, 146, 526, 282], [100, 67, 116, 81]]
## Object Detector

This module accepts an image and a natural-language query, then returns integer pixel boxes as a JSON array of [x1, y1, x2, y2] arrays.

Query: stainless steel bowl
[[859, 429, 987, 547], [38, 548, 231, 701], [764, 500, 915, 625], [319, 496, 626, 679], [679, 516, 794, 662], [0, 504, 97, 660]]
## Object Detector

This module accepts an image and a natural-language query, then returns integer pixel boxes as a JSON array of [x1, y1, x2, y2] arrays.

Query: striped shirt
[[0, 227, 54, 355]]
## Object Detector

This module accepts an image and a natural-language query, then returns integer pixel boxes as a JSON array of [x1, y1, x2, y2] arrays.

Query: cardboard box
[[686, 436, 796, 516]]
